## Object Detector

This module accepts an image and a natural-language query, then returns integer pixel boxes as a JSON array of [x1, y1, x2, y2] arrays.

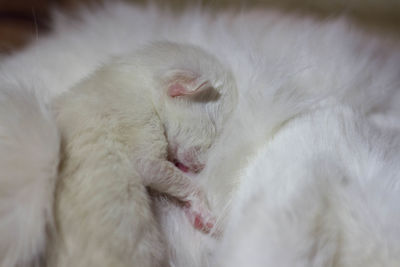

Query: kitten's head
[[139, 42, 238, 172]]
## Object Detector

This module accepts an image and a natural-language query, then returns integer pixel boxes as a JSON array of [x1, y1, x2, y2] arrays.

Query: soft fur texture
[[216, 105, 400, 267], [0, 88, 59, 267], [0, 1, 399, 267], [48, 41, 236, 267]]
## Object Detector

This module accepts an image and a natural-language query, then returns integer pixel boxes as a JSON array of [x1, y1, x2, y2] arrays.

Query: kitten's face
[[165, 110, 217, 173], [161, 79, 235, 174], [137, 41, 238, 172]]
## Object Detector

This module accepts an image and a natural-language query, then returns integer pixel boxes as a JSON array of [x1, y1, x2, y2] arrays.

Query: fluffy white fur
[[0, 88, 59, 267], [0, 1, 399, 267], [48, 41, 236, 267], [216, 105, 400, 267]]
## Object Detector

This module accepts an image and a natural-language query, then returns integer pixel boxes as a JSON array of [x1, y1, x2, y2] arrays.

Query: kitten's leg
[[50, 146, 165, 267], [135, 158, 215, 233]]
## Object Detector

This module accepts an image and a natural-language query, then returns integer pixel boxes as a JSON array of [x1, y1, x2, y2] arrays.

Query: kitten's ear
[[163, 69, 212, 97]]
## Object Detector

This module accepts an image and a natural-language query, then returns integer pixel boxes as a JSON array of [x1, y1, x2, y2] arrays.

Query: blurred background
[[0, 0, 399, 54]]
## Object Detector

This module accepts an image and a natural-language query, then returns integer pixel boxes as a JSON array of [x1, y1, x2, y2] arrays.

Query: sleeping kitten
[[1, 2, 399, 267], [47, 41, 237, 267]]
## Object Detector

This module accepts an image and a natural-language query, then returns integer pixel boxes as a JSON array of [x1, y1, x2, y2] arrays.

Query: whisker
[[31, 7, 39, 41]]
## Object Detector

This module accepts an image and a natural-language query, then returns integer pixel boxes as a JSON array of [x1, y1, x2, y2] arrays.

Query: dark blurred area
[[0, 0, 98, 53], [0, 0, 48, 52], [0, 0, 399, 54]]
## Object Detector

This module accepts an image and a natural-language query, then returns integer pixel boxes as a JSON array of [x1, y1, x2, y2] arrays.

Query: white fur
[[0, 88, 59, 267], [216, 105, 400, 267], [48, 42, 236, 267], [0, 2, 399, 267]]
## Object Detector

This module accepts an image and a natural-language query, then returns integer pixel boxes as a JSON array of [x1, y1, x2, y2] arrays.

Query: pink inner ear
[[168, 80, 210, 97], [168, 82, 188, 97]]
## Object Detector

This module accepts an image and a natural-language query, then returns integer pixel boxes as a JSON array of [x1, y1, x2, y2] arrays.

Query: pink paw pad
[[184, 204, 215, 233], [194, 214, 214, 232]]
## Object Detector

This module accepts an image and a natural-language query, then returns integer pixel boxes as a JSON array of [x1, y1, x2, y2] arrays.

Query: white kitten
[[47, 41, 237, 267], [0, 2, 399, 267]]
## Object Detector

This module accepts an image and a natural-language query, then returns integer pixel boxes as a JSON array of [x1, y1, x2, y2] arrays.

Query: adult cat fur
[[0, 2, 400, 267], [214, 104, 400, 267]]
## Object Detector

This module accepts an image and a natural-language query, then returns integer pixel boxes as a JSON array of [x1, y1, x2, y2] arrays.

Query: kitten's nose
[[174, 161, 190, 173]]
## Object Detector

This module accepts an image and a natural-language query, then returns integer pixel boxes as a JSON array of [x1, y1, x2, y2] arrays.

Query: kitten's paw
[[183, 192, 216, 234]]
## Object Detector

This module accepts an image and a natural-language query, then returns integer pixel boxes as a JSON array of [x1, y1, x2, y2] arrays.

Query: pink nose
[[175, 161, 190, 172]]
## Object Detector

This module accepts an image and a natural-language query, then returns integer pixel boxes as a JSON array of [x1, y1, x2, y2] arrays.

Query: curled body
[[47, 42, 237, 267], [0, 2, 399, 267]]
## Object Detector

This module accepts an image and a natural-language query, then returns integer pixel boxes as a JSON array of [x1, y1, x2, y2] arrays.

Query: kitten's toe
[[183, 201, 216, 233]]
